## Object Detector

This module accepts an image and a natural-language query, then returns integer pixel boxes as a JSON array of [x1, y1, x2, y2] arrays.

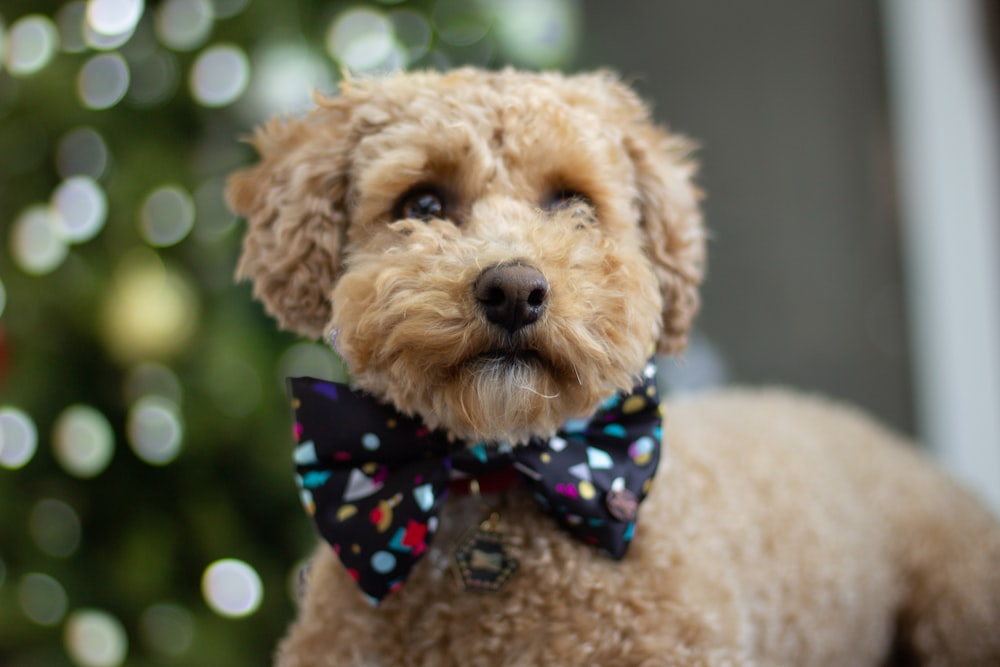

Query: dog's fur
[[229, 68, 1000, 666]]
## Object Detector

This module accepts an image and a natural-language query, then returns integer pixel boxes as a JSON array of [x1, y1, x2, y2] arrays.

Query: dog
[[228, 68, 1000, 666]]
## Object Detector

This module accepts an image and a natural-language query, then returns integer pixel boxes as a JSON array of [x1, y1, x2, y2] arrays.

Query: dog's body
[[229, 68, 1000, 666]]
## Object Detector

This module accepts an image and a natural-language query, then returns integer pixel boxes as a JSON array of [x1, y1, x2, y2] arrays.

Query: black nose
[[474, 263, 549, 333]]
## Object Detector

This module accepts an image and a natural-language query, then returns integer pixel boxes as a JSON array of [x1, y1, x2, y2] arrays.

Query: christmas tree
[[0, 1, 581, 665]]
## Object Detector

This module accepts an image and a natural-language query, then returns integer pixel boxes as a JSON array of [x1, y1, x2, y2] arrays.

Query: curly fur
[[229, 68, 1000, 666]]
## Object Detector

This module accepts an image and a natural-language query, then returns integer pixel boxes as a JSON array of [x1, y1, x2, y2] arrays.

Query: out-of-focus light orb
[[193, 177, 236, 242], [64, 609, 128, 667], [78, 53, 130, 109], [139, 185, 195, 247], [127, 395, 183, 465], [124, 362, 183, 404], [326, 8, 394, 72], [5, 15, 60, 77], [127, 49, 179, 107], [206, 356, 261, 418], [494, 0, 578, 68], [211, 0, 248, 19], [278, 342, 350, 385], [0, 407, 38, 469], [53, 404, 115, 478], [245, 43, 333, 120], [52, 177, 108, 244], [156, 0, 213, 52], [432, 0, 493, 47], [87, 0, 144, 37], [190, 43, 249, 107], [0, 276, 6, 318], [10, 205, 69, 275], [18, 573, 68, 626], [57, 127, 109, 180], [29, 498, 83, 558], [101, 249, 198, 362], [202, 559, 263, 618], [84, 22, 134, 51], [391, 10, 432, 65], [140, 603, 194, 655], [57, 2, 89, 53]]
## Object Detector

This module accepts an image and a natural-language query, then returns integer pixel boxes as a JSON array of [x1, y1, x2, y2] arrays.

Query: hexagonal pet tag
[[454, 514, 518, 593]]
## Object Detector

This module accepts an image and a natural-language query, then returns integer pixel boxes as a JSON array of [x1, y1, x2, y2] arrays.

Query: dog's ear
[[595, 75, 705, 355], [226, 102, 356, 339], [625, 120, 705, 354]]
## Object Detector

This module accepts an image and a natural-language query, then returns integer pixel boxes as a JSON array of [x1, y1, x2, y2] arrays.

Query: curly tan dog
[[228, 68, 1000, 666]]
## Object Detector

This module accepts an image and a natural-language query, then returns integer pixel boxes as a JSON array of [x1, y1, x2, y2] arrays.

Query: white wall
[[881, 0, 1000, 513]]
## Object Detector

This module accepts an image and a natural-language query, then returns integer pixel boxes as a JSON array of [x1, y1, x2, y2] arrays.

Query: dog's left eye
[[395, 187, 447, 222], [545, 189, 592, 211]]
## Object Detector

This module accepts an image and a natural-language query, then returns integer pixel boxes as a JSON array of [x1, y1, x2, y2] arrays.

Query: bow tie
[[287, 361, 663, 604]]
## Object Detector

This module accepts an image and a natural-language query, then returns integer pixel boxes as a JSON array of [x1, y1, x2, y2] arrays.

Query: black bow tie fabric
[[288, 361, 663, 605]]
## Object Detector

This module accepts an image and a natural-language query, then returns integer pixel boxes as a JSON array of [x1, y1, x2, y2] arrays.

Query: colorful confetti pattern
[[287, 361, 663, 604]]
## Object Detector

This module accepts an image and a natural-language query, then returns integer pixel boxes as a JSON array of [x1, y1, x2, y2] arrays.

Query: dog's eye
[[395, 187, 447, 222], [545, 189, 592, 211]]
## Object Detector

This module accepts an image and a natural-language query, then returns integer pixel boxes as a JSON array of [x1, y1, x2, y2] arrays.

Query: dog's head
[[228, 68, 704, 444]]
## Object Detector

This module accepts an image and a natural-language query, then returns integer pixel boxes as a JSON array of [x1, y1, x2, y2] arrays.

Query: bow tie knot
[[288, 361, 663, 604]]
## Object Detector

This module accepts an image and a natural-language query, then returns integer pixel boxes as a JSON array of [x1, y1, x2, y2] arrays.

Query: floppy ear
[[226, 101, 356, 339], [624, 119, 706, 355]]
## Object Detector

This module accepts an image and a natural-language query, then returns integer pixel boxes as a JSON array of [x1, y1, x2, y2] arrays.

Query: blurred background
[[1, 0, 997, 665]]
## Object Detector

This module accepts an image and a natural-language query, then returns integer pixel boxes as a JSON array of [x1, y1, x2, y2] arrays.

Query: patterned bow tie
[[288, 360, 663, 604]]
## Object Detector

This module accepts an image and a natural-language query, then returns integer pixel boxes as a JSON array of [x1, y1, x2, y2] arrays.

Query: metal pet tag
[[454, 513, 518, 593]]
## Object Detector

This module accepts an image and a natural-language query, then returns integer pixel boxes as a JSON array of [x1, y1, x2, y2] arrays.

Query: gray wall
[[577, 1, 914, 434]]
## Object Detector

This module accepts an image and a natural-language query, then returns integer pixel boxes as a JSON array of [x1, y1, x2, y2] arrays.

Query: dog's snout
[[474, 264, 549, 333]]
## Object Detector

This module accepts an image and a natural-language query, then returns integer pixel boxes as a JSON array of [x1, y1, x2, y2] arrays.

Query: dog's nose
[[474, 263, 549, 333]]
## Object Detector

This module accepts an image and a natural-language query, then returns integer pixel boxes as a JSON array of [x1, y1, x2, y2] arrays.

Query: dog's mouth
[[474, 348, 543, 369]]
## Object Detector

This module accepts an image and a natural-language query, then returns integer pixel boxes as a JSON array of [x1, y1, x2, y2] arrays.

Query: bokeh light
[[140, 603, 195, 655], [53, 404, 116, 478], [194, 177, 237, 242], [57, 2, 89, 54], [211, 0, 249, 19], [101, 249, 199, 361], [78, 53, 131, 109], [432, 0, 493, 47], [0, 406, 39, 469], [10, 205, 69, 275], [124, 362, 183, 404], [64, 609, 129, 667], [278, 342, 350, 385], [190, 43, 249, 107], [201, 559, 263, 618], [139, 184, 195, 247], [57, 127, 110, 180], [245, 43, 334, 120], [18, 573, 68, 626], [126, 49, 179, 107], [494, 0, 579, 68], [127, 395, 183, 465], [52, 177, 108, 244], [390, 10, 432, 65], [156, 0, 214, 52], [0, 276, 6, 318], [86, 0, 144, 38], [29, 498, 83, 558], [326, 8, 398, 73], [205, 355, 262, 418], [4, 15, 59, 77]]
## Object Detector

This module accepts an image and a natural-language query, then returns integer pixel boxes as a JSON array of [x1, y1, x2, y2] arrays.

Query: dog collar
[[287, 360, 663, 604]]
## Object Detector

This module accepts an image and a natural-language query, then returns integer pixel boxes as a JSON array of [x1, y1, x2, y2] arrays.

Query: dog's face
[[228, 68, 704, 444]]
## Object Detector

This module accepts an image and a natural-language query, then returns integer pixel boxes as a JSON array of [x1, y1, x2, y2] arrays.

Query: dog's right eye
[[394, 187, 447, 222]]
